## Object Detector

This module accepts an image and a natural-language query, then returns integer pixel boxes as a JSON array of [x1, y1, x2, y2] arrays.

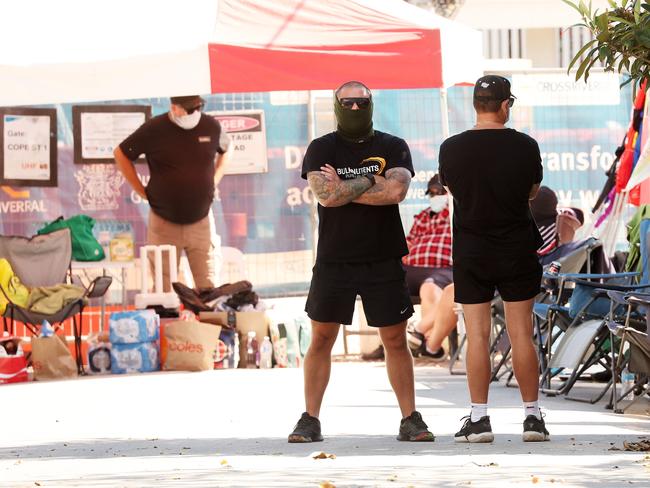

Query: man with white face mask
[[114, 95, 231, 292], [401, 174, 453, 360]]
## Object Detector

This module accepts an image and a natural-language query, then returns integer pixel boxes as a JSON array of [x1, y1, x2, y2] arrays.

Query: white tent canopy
[[0, 0, 482, 106]]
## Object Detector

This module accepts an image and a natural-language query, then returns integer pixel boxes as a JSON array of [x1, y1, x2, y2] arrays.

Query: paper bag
[[162, 320, 222, 371], [31, 335, 77, 380], [199, 311, 268, 367]]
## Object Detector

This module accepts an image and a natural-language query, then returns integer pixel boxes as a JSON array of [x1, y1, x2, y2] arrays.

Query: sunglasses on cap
[[338, 97, 371, 109], [185, 103, 205, 115]]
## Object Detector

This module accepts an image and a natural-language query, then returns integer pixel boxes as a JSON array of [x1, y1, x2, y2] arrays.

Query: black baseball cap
[[425, 174, 445, 195], [170, 95, 205, 110], [473, 75, 516, 102]]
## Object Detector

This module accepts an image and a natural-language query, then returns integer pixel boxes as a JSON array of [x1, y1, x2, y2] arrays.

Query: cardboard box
[[199, 311, 269, 367]]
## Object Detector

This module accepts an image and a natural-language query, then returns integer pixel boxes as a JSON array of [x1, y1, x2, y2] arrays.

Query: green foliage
[[563, 0, 650, 85]]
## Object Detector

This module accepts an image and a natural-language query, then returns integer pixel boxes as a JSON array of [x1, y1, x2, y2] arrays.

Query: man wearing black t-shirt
[[288, 81, 434, 443], [439, 76, 550, 443], [114, 96, 230, 292]]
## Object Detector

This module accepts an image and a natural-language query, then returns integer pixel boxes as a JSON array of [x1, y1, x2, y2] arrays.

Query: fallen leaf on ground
[[472, 462, 498, 467], [532, 476, 539, 484], [312, 451, 336, 460], [220, 459, 229, 465], [387, 474, 398, 481], [623, 439, 650, 452], [35, 483, 41, 486], [319, 482, 336, 488]]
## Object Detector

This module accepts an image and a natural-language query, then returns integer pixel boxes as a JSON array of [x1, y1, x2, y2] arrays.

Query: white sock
[[524, 401, 541, 420], [425, 345, 440, 355], [470, 403, 488, 422]]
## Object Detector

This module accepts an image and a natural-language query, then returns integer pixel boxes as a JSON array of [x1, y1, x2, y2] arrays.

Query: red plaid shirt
[[403, 208, 452, 268]]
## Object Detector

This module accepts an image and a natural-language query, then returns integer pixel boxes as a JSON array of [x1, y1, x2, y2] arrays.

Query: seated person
[[403, 174, 452, 360], [530, 186, 585, 265]]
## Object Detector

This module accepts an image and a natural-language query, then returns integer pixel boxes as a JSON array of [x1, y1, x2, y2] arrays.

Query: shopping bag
[[38, 215, 105, 261], [31, 335, 78, 380], [161, 320, 221, 371], [0, 335, 28, 384]]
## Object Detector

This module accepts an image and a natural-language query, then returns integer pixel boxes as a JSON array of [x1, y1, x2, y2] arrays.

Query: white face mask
[[170, 110, 201, 130], [429, 195, 448, 213]]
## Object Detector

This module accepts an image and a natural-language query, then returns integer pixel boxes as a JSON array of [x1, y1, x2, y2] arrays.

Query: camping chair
[[538, 270, 647, 403], [0, 229, 113, 373], [608, 293, 650, 413]]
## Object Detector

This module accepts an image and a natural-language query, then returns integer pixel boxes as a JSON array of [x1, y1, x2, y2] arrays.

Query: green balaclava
[[334, 87, 374, 143]]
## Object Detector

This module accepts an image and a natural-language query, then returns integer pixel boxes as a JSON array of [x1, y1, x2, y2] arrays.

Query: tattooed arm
[[307, 165, 373, 207], [352, 167, 412, 205]]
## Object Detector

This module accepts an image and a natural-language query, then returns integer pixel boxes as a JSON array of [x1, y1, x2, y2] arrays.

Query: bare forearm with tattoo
[[353, 167, 411, 205], [307, 171, 372, 207]]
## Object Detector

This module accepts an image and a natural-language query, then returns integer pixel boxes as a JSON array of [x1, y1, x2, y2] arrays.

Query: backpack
[[38, 215, 105, 262]]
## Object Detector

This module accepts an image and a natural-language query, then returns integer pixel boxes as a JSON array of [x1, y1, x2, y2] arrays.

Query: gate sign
[[210, 110, 268, 174], [0, 107, 57, 187]]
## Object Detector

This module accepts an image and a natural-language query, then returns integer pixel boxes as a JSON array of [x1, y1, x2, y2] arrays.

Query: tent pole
[[440, 87, 451, 140]]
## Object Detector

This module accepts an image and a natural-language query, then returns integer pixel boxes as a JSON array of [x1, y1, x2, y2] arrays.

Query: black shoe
[[420, 346, 446, 362], [523, 414, 550, 442], [397, 411, 435, 441], [361, 345, 385, 361], [406, 323, 425, 354], [288, 412, 323, 443], [454, 415, 494, 443]]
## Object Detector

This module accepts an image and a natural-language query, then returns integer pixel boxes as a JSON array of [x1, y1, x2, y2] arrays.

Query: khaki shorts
[[147, 210, 221, 291]]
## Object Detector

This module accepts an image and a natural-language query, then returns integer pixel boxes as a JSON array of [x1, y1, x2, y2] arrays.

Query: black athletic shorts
[[453, 253, 542, 304], [403, 265, 453, 296], [305, 258, 414, 327]]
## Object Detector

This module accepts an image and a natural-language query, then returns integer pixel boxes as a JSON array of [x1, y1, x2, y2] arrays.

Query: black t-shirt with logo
[[438, 128, 543, 259], [119, 113, 228, 224], [301, 130, 414, 263]]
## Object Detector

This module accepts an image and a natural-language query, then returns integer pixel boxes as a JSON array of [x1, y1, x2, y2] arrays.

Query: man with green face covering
[[288, 81, 434, 443]]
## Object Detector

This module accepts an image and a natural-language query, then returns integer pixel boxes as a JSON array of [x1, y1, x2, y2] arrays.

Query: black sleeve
[[438, 141, 448, 186], [530, 139, 543, 184], [386, 137, 415, 176], [119, 120, 153, 161], [301, 137, 331, 180]]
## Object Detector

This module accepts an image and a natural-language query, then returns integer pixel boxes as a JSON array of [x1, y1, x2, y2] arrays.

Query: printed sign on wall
[[72, 105, 151, 164], [210, 110, 268, 174], [0, 107, 57, 187], [511, 73, 621, 107]]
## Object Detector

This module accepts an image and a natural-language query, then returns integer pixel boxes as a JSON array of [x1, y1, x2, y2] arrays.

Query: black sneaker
[[454, 415, 494, 443], [420, 346, 446, 362], [397, 411, 435, 441], [288, 412, 323, 443], [361, 345, 385, 361], [523, 414, 550, 442], [406, 323, 425, 353]]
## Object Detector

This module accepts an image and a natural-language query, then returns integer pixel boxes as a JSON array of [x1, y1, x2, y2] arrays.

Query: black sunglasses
[[185, 103, 205, 114], [505, 97, 515, 108], [339, 97, 371, 109]]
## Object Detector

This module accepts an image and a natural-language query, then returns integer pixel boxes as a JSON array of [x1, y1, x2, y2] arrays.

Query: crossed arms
[[307, 164, 412, 207]]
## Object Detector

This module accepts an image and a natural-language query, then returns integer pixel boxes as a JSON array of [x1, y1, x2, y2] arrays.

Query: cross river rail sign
[[209, 110, 268, 175]]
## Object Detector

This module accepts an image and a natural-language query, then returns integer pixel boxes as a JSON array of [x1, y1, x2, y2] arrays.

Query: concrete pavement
[[0, 362, 648, 487]]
